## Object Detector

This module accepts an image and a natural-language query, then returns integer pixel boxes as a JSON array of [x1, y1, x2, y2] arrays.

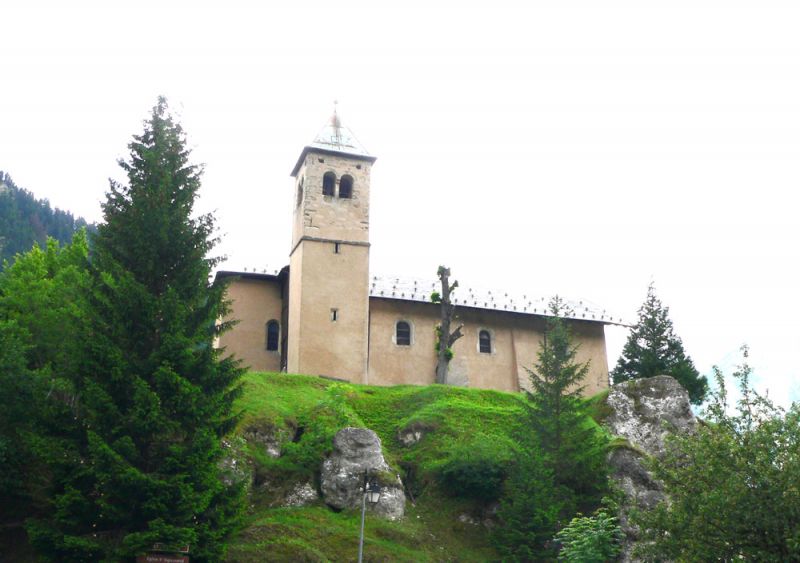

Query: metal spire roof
[[291, 103, 376, 177]]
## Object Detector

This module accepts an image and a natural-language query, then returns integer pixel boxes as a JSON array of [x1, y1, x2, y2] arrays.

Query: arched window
[[479, 330, 491, 354], [339, 174, 353, 198], [296, 177, 304, 208], [322, 172, 336, 196], [396, 321, 411, 346], [266, 320, 280, 351]]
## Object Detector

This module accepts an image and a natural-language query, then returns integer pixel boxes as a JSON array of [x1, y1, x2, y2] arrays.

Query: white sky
[[2, 1, 799, 407]]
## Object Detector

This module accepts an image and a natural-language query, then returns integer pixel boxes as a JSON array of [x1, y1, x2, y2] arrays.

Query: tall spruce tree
[[611, 283, 708, 404], [27, 98, 244, 561], [525, 297, 607, 513]]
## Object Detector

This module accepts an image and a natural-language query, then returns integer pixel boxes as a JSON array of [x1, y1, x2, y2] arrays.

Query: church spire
[[291, 103, 376, 177], [330, 100, 343, 144]]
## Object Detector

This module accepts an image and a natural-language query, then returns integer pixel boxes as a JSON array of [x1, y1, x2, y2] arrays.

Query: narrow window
[[266, 320, 280, 351], [296, 177, 304, 208], [339, 174, 353, 198], [334, 242, 341, 254], [323, 172, 336, 196], [396, 321, 411, 346], [331, 308, 338, 322], [479, 330, 491, 354]]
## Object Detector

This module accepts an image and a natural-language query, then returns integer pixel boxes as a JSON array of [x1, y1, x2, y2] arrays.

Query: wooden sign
[[136, 554, 189, 563]]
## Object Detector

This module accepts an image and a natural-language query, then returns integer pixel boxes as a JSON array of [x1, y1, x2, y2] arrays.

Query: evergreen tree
[[492, 448, 561, 560], [525, 297, 607, 512], [611, 283, 708, 404], [27, 98, 244, 561]]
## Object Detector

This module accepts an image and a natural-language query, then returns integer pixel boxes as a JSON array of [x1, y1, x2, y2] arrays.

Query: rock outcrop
[[243, 423, 294, 459], [283, 482, 318, 507], [604, 375, 697, 561], [320, 427, 405, 520]]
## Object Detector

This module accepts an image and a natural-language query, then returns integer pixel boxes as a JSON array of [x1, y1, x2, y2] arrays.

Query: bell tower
[[286, 108, 377, 381]]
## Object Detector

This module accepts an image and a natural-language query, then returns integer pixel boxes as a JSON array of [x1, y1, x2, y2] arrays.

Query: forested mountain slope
[[0, 171, 94, 264]]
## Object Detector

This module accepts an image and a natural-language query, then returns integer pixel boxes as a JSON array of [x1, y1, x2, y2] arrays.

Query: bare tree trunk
[[434, 266, 464, 384]]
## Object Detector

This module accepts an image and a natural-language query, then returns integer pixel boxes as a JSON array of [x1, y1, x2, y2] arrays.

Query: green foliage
[[278, 384, 365, 477], [0, 231, 91, 371], [555, 508, 622, 562], [430, 291, 441, 304], [27, 98, 245, 561], [0, 171, 94, 266], [525, 297, 608, 509], [433, 326, 454, 362], [492, 449, 561, 561], [634, 346, 800, 561], [438, 439, 511, 502], [0, 232, 90, 541], [611, 283, 708, 404], [493, 297, 609, 558]]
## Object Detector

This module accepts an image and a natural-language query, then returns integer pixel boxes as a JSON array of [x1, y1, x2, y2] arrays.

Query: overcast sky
[[2, 1, 799, 407]]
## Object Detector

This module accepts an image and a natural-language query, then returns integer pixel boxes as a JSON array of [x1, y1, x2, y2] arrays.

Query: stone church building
[[216, 112, 624, 396]]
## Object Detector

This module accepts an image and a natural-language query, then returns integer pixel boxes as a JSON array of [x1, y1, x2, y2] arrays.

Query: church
[[216, 111, 624, 396]]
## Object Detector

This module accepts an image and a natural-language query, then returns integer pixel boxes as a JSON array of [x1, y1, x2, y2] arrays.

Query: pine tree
[[27, 98, 244, 561], [525, 297, 607, 513], [611, 283, 708, 404]]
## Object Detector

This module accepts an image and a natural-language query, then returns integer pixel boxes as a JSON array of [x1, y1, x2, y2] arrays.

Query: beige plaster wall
[[367, 298, 609, 396], [292, 152, 373, 247], [218, 277, 283, 372], [287, 239, 370, 381]]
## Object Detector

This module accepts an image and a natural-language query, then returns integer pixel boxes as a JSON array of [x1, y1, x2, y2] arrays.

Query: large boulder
[[604, 375, 697, 561], [320, 427, 405, 520]]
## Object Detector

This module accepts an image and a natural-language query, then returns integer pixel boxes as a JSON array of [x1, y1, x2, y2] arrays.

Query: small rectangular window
[[331, 308, 338, 322], [396, 321, 411, 346], [479, 330, 492, 354], [334, 243, 341, 254]]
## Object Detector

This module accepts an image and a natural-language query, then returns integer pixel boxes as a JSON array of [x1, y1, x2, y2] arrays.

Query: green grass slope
[[226, 372, 540, 562]]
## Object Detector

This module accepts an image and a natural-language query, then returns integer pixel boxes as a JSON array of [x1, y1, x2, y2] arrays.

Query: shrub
[[438, 440, 510, 502], [554, 509, 622, 562]]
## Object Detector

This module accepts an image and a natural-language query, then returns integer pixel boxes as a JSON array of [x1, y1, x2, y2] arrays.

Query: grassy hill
[[225, 372, 608, 562]]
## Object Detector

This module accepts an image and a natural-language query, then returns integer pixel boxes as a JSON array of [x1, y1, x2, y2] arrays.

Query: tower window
[[266, 320, 280, 351], [323, 172, 336, 196], [479, 330, 492, 354], [396, 321, 411, 346], [339, 175, 353, 199], [296, 177, 304, 208], [334, 242, 341, 254], [331, 308, 338, 322]]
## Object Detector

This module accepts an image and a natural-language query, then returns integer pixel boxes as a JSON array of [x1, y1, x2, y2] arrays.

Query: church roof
[[215, 265, 628, 326], [291, 108, 376, 177], [368, 275, 629, 326]]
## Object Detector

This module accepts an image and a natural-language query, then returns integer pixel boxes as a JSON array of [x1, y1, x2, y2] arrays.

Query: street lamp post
[[357, 472, 382, 563]]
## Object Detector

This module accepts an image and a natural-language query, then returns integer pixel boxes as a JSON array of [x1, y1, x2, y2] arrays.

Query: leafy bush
[[634, 347, 800, 561], [438, 440, 511, 502], [554, 509, 622, 562]]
